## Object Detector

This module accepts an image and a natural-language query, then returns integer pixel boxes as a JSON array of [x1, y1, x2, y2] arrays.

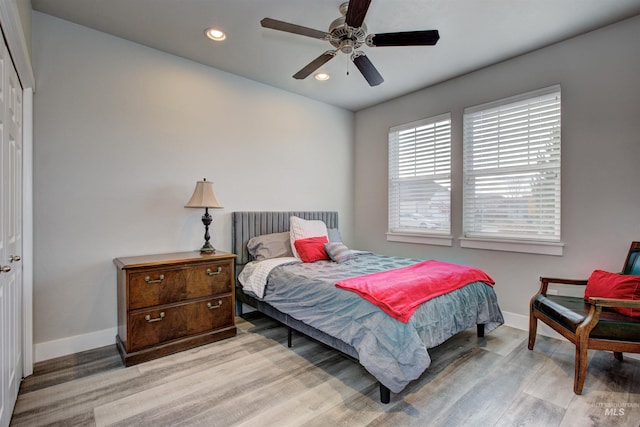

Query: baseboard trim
[[502, 310, 564, 340], [34, 327, 117, 363], [33, 310, 639, 362]]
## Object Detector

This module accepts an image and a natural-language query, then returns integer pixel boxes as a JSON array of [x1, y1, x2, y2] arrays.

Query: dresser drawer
[[129, 261, 232, 310], [127, 295, 234, 352]]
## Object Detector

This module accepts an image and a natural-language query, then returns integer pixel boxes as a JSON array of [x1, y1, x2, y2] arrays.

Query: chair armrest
[[540, 277, 588, 286], [535, 277, 588, 296], [587, 297, 640, 309]]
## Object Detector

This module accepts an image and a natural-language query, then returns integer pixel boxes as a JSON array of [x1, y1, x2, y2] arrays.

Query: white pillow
[[289, 216, 329, 259]]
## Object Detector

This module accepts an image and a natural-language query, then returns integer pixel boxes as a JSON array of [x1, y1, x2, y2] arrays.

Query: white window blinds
[[463, 85, 561, 242], [389, 113, 451, 235]]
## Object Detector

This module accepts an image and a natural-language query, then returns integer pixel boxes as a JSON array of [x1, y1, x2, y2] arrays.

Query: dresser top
[[114, 251, 236, 270]]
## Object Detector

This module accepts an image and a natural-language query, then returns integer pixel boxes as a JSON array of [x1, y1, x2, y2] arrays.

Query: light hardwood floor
[[10, 313, 640, 426]]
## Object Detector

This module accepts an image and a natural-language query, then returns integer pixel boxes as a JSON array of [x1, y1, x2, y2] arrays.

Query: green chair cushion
[[533, 294, 640, 342]]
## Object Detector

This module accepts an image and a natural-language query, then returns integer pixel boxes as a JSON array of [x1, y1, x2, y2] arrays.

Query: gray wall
[[354, 15, 640, 318], [31, 9, 640, 357], [32, 12, 354, 352], [16, 0, 31, 58]]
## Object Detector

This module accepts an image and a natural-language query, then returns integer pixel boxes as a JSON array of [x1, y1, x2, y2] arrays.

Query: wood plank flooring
[[10, 313, 640, 426]]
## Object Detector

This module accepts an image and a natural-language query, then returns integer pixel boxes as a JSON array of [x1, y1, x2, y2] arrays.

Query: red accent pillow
[[584, 270, 640, 317], [294, 236, 329, 263]]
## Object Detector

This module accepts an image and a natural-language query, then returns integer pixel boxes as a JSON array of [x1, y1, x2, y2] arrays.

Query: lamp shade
[[185, 178, 223, 208]]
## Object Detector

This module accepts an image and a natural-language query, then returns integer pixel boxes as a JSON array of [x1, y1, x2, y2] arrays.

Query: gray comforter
[[250, 253, 503, 393]]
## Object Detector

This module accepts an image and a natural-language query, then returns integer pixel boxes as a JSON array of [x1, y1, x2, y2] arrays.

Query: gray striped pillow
[[324, 241, 354, 263]]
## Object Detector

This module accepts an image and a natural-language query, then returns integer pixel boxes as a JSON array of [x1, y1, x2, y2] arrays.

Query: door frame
[[0, 0, 36, 377]]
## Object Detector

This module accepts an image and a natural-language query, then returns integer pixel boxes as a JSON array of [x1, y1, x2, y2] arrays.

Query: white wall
[[354, 16, 640, 319], [31, 12, 354, 358]]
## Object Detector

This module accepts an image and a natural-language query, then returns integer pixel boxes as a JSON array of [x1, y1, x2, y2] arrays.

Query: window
[[388, 113, 451, 245], [462, 85, 562, 254]]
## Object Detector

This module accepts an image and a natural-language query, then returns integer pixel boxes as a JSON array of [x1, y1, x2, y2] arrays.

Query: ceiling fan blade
[[368, 30, 440, 47], [261, 18, 330, 40], [293, 51, 337, 80], [352, 53, 384, 86], [345, 0, 372, 28]]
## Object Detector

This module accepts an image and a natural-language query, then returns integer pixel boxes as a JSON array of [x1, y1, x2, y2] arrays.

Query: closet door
[[0, 36, 23, 427]]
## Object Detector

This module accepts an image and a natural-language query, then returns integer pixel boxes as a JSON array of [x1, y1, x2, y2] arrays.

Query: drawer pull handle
[[207, 300, 223, 310], [206, 267, 222, 276], [144, 274, 165, 284], [145, 312, 165, 323]]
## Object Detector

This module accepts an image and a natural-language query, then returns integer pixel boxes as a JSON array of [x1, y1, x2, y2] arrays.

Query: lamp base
[[199, 208, 216, 254], [200, 241, 216, 254]]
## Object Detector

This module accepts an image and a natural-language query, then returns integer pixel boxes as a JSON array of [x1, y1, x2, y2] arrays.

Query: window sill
[[386, 232, 453, 247], [459, 237, 564, 256]]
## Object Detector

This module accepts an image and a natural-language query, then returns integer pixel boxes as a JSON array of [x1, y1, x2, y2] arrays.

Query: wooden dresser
[[114, 251, 236, 366]]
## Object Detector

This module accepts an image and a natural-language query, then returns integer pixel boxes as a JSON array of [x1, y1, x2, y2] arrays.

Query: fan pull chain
[[346, 56, 350, 76]]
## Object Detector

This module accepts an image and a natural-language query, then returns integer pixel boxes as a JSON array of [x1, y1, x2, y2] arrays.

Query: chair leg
[[574, 339, 589, 395], [528, 311, 538, 350], [614, 352, 623, 361]]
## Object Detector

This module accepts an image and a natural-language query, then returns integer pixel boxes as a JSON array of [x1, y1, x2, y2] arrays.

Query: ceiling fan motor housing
[[328, 16, 367, 54]]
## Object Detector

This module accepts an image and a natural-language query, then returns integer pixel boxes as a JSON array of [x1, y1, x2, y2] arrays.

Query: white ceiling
[[31, 0, 640, 111]]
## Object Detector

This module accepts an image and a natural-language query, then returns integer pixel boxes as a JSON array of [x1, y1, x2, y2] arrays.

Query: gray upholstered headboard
[[231, 211, 339, 266]]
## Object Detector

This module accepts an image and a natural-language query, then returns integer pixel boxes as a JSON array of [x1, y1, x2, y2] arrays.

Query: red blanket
[[335, 260, 495, 323]]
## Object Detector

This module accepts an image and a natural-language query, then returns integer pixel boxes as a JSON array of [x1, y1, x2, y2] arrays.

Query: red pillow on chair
[[293, 236, 329, 263], [584, 270, 640, 317]]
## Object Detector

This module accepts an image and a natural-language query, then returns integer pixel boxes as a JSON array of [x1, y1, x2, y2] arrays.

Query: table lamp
[[185, 178, 223, 253]]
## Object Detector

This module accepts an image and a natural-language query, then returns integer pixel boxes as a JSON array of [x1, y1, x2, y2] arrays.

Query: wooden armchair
[[528, 241, 640, 394]]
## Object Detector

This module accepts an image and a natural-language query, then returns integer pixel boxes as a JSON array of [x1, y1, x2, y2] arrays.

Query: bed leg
[[477, 324, 485, 338], [236, 300, 243, 316], [379, 384, 390, 404], [287, 327, 293, 348]]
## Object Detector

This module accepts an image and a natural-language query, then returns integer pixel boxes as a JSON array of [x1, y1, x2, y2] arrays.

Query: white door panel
[[0, 35, 22, 427]]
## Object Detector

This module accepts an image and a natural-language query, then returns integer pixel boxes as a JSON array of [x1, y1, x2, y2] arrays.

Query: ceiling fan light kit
[[260, 0, 439, 87]]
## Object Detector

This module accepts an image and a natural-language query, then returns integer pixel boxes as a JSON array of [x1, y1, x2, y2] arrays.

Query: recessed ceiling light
[[204, 27, 226, 41], [315, 72, 330, 81]]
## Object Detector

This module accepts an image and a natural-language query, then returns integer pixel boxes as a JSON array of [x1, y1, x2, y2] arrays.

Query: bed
[[231, 211, 504, 403]]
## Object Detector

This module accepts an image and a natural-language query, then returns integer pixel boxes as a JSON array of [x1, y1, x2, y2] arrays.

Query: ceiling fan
[[260, 0, 440, 86]]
